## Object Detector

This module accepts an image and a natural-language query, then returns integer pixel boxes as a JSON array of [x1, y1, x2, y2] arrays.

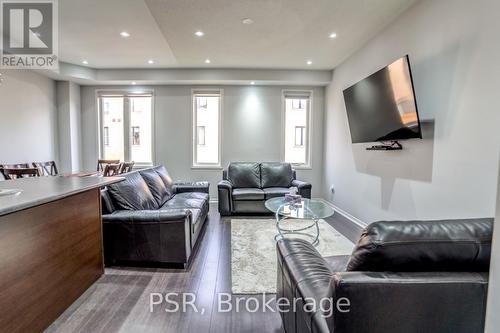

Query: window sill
[[291, 165, 312, 170], [132, 163, 154, 170], [191, 165, 223, 170]]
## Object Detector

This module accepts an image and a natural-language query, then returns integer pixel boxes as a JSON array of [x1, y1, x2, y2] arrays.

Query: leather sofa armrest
[[102, 209, 191, 224], [173, 181, 209, 194], [276, 238, 334, 333], [291, 179, 312, 199], [328, 271, 489, 333], [217, 180, 233, 216]]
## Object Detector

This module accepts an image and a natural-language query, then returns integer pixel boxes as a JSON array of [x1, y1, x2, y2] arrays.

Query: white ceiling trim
[[39, 62, 333, 86]]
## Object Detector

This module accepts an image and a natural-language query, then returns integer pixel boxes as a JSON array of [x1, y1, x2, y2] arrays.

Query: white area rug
[[230, 219, 355, 294]]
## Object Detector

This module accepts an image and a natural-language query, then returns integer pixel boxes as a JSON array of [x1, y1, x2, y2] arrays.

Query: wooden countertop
[[0, 176, 123, 216]]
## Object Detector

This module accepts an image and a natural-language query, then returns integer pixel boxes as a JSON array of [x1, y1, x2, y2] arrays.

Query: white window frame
[[191, 89, 223, 169], [295, 126, 306, 147], [97, 89, 156, 168], [103, 126, 109, 146], [131, 126, 140, 146], [197, 126, 206, 146], [281, 90, 313, 169]]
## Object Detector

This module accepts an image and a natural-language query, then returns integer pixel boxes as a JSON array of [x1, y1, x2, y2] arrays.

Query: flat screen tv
[[343, 55, 422, 145]]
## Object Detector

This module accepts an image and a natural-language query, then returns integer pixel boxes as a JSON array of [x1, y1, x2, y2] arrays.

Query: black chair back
[[119, 161, 135, 174], [103, 164, 121, 177], [2, 168, 39, 179], [97, 159, 120, 172], [32, 161, 58, 176]]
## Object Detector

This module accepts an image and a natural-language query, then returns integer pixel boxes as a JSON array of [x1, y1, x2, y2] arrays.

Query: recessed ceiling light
[[148, 59, 154, 64], [82, 60, 88, 65], [205, 59, 211, 64], [250, 81, 255, 85], [195, 31, 204, 37], [307, 60, 312, 65], [131, 81, 137, 85], [329, 32, 337, 39], [242, 18, 254, 25], [120, 31, 130, 38]]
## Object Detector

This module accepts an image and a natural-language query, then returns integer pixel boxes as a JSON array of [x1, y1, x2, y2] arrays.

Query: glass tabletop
[[265, 197, 335, 219]]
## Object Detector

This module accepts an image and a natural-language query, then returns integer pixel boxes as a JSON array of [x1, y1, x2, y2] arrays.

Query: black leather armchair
[[101, 165, 209, 267], [277, 218, 493, 333], [217, 162, 312, 215]]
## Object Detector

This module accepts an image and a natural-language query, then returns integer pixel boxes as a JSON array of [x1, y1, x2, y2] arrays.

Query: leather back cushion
[[107, 171, 158, 210], [347, 218, 493, 272], [139, 168, 171, 206], [227, 162, 261, 188], [153, 165, 175, 198], [260, 162, 293, 188]]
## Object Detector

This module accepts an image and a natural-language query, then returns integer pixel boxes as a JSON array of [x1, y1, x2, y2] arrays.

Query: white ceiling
[[59, 0, 417, 70]]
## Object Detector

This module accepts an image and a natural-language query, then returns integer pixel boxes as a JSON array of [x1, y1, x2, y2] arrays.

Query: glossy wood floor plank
[[46, 204, 361, 333]]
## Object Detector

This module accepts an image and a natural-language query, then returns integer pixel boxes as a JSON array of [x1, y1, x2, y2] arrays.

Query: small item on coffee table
[[285, 187, 302, 204]]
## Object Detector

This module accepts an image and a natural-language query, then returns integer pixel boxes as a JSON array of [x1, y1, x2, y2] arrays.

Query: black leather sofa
[[277, 218, 493, 333], [101, 165, 209, 267], [218, 162, 311, 215]]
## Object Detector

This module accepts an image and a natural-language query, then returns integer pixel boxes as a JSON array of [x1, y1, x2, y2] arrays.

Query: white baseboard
[[315, 198, 367, 228], [211, 197, 367, 229]]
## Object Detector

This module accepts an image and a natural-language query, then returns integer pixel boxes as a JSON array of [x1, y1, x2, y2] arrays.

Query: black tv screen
[[343, 55, 422, 143]]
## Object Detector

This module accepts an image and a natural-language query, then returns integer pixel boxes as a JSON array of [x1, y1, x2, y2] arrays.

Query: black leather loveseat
[[218, 162, 311, 215], [277, 218, 493, 333], [101, 165, 209, 267]]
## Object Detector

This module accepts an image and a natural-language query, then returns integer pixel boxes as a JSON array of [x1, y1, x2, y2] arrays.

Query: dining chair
[[32, 161, 59, 176], [0, 163, 30, 180], [97, 159, 120, 172], [0, 163, 30, 169], [119, 161, 135, 174], [2, 168, 40, 180], [103, 163, 121, 177]]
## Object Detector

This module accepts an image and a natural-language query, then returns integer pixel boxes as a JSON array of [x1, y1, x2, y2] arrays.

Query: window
[[197, 126, 206, 146], [295, 126, 306, 147], [98, 92, 154, 166], [103, 102, 110, 115], [283, 91, 312, 168], [292, 99, 305, 110], [132, 126, 140, 145], [103, 127, 109, 146], [192, 90, 222, 167]]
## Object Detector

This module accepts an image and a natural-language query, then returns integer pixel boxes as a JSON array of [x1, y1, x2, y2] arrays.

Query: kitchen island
[[0, 176, 123, 333]]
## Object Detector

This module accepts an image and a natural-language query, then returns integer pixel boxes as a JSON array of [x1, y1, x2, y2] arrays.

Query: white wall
[[57, 81, 82, 173], [323, 0, 500, 223], [81, 85, 325, 198], [485, 154, 500, 332], [0, 70, 58, 165]]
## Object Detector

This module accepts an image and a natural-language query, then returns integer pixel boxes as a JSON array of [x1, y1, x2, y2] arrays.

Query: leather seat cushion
[[263, 187, 290, 199], [107, 171, 158, 210], [227, 162, 261, 188], [232, 188, 265, 201], [139, 168, 171, 206], [160, 192, 209, 210], [261, 162, 293, 188], [347, 218, 494, 272], [153, 165, 175, 197]]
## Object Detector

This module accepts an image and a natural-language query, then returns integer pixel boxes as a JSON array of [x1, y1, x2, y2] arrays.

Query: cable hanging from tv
[[366, 141, 403, 150]]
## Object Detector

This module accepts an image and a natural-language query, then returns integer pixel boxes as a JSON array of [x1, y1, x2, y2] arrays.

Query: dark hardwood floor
[[46, 203, 362, 333]]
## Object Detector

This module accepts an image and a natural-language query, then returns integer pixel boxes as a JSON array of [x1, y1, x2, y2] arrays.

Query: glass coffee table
[[265, 197, 335, 246]]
